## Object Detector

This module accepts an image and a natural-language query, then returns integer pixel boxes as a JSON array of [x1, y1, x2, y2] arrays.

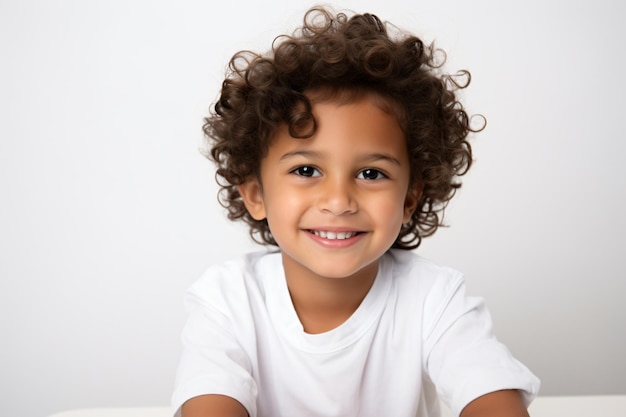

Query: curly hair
[[204, 6, 482, 249]]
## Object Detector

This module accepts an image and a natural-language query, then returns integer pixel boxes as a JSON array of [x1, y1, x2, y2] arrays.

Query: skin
[[460, 389, 531, 417], [239, 94, 420, 334], [182, 395, 247, 417], [182, 94, 531, 417]]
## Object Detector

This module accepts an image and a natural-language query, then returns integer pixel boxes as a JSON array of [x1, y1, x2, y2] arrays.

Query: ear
[[402, 183, 422, 223], [238, 178, 267, 221]]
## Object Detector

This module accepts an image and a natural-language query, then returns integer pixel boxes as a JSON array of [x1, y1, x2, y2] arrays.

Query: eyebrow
[[362, 153, 401, 166], [279, 150, 323, 161], [279, 150, 401, 166]]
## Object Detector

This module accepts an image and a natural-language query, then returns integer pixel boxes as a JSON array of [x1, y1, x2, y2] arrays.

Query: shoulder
[[385, 249, 468, 328], [386, 249, 464, 291], [185, 250, 279, 314]]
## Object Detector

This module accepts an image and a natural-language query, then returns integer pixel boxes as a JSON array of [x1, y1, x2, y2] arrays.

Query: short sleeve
[[171, 283, 258, 417], [424, 276, 540, 416]]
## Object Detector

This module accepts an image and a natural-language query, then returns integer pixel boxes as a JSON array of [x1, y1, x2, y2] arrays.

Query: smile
[[310, 230, 359, 240]]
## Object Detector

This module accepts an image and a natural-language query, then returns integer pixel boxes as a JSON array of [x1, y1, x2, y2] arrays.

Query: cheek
[[372, 196, 406, 224], [264, 186, 308, 217]]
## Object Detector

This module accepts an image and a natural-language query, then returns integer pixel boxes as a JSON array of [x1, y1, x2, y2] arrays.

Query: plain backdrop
[[1, 0, 625, 416]]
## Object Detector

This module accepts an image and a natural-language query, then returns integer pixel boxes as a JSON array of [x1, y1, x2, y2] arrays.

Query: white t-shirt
[[172, 249, 539, 417]]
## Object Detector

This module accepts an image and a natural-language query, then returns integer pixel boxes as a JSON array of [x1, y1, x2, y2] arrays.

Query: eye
[[357, 168, 386, 180], [291, 166, 320, 177]]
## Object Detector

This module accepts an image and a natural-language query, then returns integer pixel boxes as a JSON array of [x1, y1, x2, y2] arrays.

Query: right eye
[[290, 166, 321, 177]]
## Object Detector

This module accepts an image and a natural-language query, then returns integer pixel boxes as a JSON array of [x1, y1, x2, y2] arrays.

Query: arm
[[182, 394, 248, 417], [460, 389, 529, 417]]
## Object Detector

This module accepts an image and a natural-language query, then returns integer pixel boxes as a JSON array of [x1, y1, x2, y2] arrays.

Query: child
[[172, 6, 539, 417]]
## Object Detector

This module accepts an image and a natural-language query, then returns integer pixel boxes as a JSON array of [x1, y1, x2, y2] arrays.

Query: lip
[[305, 227, 366, 248]]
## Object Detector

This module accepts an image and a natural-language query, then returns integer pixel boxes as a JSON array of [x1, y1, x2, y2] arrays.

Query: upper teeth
[[313, 230, 355, 240]]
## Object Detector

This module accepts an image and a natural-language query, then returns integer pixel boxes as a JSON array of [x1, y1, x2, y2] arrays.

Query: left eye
[[291, 166, 320, 177], [357, 169, 386, 180]]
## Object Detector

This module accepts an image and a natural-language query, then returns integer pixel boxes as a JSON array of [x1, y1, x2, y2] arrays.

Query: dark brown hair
[[205, 6, 482, 249]]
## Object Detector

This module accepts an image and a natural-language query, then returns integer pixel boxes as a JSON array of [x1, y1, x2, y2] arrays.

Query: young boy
[[173, 6, 539, 417]]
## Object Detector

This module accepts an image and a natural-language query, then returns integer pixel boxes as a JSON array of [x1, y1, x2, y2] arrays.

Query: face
[[239, 94, 420, 284]]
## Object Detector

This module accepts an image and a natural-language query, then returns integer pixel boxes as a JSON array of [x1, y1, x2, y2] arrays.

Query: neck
[[282, 256, 379, 334]]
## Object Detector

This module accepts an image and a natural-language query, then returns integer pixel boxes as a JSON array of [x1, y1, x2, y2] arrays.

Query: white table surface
[[48, 395, 626, 417], [529, 395, 626, 416]]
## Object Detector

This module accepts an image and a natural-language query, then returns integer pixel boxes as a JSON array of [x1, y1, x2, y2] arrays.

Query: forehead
[[267, 93, 408, 160], [308, 87, 405, 124], [268, 87, 406, 143]]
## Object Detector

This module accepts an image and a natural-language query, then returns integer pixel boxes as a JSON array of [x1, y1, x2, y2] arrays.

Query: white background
[[1, 0, 625, 416]]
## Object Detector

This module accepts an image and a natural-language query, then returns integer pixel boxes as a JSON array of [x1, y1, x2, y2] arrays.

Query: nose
[[316, 177, 358, 215]]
